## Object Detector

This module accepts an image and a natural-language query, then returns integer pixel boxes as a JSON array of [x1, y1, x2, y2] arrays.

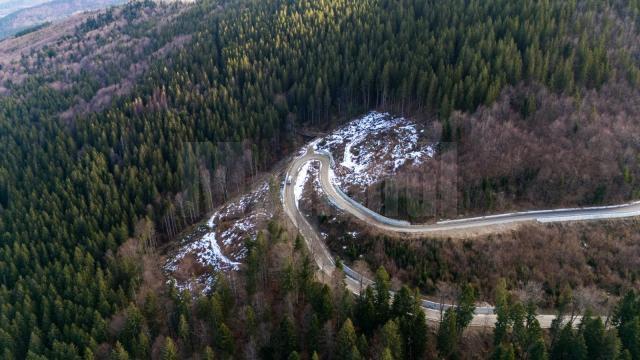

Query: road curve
[[282, 147, 632, 327]]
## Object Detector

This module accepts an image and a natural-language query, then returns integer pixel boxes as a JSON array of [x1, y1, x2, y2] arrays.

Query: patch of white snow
[[294, 162, 311, 207], [313, 111, 437, 194], [165, 182, 272, 294]]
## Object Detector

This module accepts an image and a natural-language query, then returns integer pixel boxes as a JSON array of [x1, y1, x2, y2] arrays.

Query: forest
[[1, 0, 640, 358]]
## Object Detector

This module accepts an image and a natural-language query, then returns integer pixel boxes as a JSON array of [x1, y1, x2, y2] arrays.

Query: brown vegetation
[[357, 80, 640, 222], [0, 1, 191, 118], [326, 214, 640, 310], [298, 162, 639, 309], [454, 82, 640, 214]]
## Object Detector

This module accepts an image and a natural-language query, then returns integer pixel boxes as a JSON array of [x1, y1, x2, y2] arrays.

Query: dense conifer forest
[[2, 0, 640, 358]]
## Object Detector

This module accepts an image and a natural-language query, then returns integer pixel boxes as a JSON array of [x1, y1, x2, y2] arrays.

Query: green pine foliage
[[0, 0, 639, 358]]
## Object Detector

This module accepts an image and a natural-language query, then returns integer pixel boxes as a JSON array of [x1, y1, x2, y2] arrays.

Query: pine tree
[[313, 284, 334, 324], [83, 348, 95, 360], [274, 317, 298, 357], [374, 267, 391, 324], [391, 286, 415, 319], [493, 343, 516, 360], [217, 323, 235, 356], [381, 320, 403, 360], [493, 279, 510, 346], [161, 337, 178, 360], [550, 324, 587, 360], [203, 346, 215, 360], [618, 318, 640, 360], [306, 314, 321, 354], [143, 292, 162, 337], [456, 284, 476, 333], [577, 312, 618, 359], [354, 287, 376, 334], [613, 292, 640, 359], [111, 342, 130, 360], [400, 302, 428, 360], [134, 331, 150, 359], [357, 334, 369, 358], [336, 319, 358, 360], [437, 309, 459, 358], [178, 314, 190, 348], [524, 303, 547, 360]]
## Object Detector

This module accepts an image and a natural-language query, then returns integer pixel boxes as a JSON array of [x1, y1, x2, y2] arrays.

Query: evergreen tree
[[456, 284, 476, 331], [274, 317, 298, 358], [217, 323, 235, 356], [580, 313, 620, 359], [380, 320, 403, 360], [493, 343, 516, 360], [111, 342, 130, 360], [374, 267, 391, 324], [524, 303, 547, 360], [493, 279, 510, 347], [161, 337, 178, 360], [437, 309, 459, 358], [336, 319, 358, 360], [613, 292, 640, 359], [381, 347, 394, 360], [550, 324, 587, 360], [203, 346, 215, 360]]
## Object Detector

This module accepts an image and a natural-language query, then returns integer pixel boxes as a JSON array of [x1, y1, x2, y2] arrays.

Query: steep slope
[[1, 0, 640, 358], [0, 0, 51, 19], [0, 0, 128, 39], [0, 0, 193, 117]]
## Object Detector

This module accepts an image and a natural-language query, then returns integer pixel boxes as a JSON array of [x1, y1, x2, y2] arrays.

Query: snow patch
[[294, 162, 311, 207], [169, 229, 239, 271], [313, 111, 436, 194], [165, 182, 271, 293]]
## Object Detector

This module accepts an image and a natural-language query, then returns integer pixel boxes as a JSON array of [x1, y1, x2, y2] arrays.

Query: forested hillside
[[2, 0, 640, 358], [0, 0, 127, 39], [0, 0, 194, 119], [0, 1, 53, 19]]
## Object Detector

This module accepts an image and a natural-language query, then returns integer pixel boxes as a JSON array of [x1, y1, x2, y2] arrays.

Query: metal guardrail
[[290, 150, 494, 314], [315, 149, 335, 168], [332, 184, 412, 227], [314, 150, 411, 227], [286, 146, 638, 323], [342, 263, 495, 315]]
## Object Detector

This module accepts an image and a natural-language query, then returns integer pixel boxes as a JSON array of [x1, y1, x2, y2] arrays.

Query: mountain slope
[[0, 0, 193, 118], [1, 0, 640, 358], [0, 0, 126, 39], [0, 0, 52, 19]]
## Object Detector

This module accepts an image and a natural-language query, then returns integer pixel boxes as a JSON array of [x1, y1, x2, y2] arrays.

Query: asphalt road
[[282, 148, 628, 327]]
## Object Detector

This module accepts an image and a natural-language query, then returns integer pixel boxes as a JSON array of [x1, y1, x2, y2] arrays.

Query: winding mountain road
[[282, 147, 638, 327]]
